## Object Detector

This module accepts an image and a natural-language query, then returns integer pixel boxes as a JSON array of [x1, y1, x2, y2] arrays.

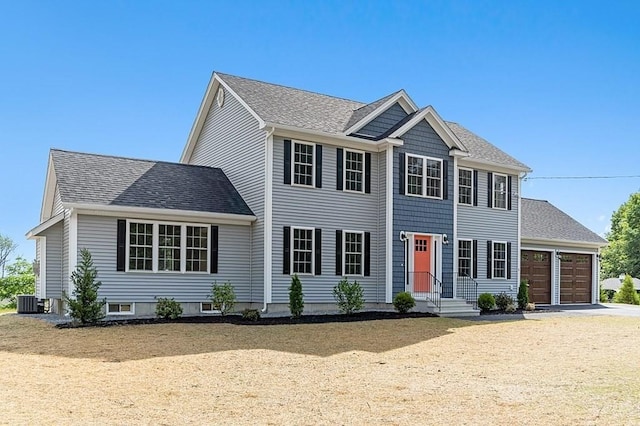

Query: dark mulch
[[56, 311, 437, 329], [479, 306, 560, 315]]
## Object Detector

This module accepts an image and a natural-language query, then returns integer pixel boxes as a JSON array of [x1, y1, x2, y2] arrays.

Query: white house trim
[[39, 236, 47, 299], [68, 209, 78, 304], [385, 146, 393, 303], [267, 123, 404, 150], [343, 90, 419, 136], [389, 106, 466, 151], [40, 154, 57, 222], [458, 157, 532, 174], [521, 238, 606, 250], [452, 156, 459, 298], [263, 128, 275, 307], [26, 212, 64, 239]]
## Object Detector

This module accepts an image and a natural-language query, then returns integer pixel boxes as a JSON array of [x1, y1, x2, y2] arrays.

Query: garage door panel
[[560, 253, 592, 304], [521, 250, 551, 304]]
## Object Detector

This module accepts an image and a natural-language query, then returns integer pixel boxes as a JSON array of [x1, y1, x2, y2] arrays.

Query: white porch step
[[414, 298, 480, 317]]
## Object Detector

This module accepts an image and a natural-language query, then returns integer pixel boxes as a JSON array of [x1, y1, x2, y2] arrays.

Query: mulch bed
[[56, 311, 437, 329], [479, 307, 559, 315]]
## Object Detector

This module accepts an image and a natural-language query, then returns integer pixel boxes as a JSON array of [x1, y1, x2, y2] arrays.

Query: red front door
[[414, 235, 432, 292]]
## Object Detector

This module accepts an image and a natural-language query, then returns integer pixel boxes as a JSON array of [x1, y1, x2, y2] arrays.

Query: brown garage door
[[560, 253, 592, 303], [521, 250, 551, 304]]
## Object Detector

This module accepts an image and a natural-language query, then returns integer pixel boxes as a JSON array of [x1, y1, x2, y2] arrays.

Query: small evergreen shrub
[[64, 248, 106, 324], [242, 308, 261, 321], [288, 274, 304, 318], [614, 275, 640, 305], [517, 279, 530, 309], [333, 278, 364, 315], [494, 292, 514, 310], [505, 303, 517, 313], [155, 297, 183, 320], [210, 281, 236, 315], [393, 291, 416, 314], [477, 293, 496, 312]]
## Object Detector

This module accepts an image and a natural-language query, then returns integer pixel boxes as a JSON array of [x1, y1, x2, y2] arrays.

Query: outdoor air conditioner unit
[[17, 295, 38, 314]]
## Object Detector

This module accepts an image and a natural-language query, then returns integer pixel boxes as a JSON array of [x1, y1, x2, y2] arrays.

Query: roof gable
[[521, 198, 607, 246], [388, 106, 466, 150], [51, 149, 254, 216], [343, 90, 418, 135]]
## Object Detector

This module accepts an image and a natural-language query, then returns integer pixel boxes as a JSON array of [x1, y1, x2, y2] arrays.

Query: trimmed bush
[[393, 291, 416, 314], [242, 309, 261, 321], [614, 274, 640, 305], [517, 279, 529, 309], [333, 278, 364, 315], [494, 292, 514, 310], [210, 281, 236, 315], [155, 297, 183, 320], [477, 293, 496, 312], [64, 248, 106, 324], [288, 274, 304, 318]]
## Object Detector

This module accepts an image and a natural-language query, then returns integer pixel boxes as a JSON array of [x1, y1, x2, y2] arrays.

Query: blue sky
[[1, 0, 639, 261]]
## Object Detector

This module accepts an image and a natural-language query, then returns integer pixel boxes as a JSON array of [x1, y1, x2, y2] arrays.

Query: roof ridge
[[216, 72, 367, 108]]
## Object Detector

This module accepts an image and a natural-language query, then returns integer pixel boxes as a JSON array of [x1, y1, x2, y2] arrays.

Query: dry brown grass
[[1, 314, 639, 425]]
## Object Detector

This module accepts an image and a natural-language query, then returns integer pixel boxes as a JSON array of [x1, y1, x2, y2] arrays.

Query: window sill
[[405, 193, 443, 200]]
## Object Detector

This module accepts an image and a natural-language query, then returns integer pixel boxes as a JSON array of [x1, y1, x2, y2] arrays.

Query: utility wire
[[524, 175, 640, 181]]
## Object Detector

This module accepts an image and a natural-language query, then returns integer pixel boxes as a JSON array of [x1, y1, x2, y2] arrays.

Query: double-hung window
[[292, 227, 314, 274], [406, 154, 442, 199], [129, 222, 153, 271], [343, 231, 364, 276], [493, 173, 507, 209], [459, 168, 473, 205], [458, 240, 473, 277], [158, 224, 181, 272], [492, 242, 507, 279], [293, 142, 314, 186], [186, 226, 208, 272], [344, 150, 364, 193]]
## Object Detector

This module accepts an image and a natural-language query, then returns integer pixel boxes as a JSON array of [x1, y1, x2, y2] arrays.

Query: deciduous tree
[[601, 193, 640, 278]]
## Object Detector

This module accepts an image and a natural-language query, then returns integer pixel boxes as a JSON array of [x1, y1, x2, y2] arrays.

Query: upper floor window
[[492, 241, 507, 279], [459, 168, 473, 205], [293, 142, 315, 186], [406, 154, 442, 199], [492, 173, 507, 209], [344, 150, 364, 193]]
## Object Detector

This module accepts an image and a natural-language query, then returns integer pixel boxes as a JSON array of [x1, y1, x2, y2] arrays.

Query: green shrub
[[477, 293, 495, 312], [0, 257, 35, 308], [155, 297, 183, 320], [288, 274, 304, 318], [393, 291, 416, 314], [613, 275, 640, 305], [64, 249, 106, 324], [333, 278, 364, 315], [242, 308, 261, 321], [517, 279, 529, 309], [494, 292, 514, 310], [210, 281, 236, 315]]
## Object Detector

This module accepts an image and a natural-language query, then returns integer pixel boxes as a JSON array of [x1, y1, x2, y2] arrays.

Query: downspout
[[262, 126, 276, 313]]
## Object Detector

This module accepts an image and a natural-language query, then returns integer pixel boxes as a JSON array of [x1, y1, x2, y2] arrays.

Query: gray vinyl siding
[[271, 138, 386, 303], [187, 89, 265, 302], [52, 185, 63, 216], [76, 215, 252, 302], [457, 171, 519, 297], [42, 221, 63, 299], [357, 103, 408, 138], [393, 120, 454, 297]]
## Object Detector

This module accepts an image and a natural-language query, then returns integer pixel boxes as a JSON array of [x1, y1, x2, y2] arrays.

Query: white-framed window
[[493, 173, 507, 209], [343, 231, 364, 276], [344, 149, 364, 193], [406, 154, 442, 199], [459, 168, 473, 205], [200, 302, 220, 313], [492, 241, 507, 279], [126, 221, 210, 274], [129, 222, 153, 271], [107, 303, 134, 315], [292, 227, 314, 274], [458, 239, 473, 277], [293, 141, 315, 187]]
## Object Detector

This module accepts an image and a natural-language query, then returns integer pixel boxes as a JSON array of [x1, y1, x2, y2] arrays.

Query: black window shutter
[[315, 144, 322, 188], [487, 172, 493, 208], [284, 140, 291, 185], [116, 219, 126, 271], [335, 230, 342, 276], [507, 242, 512, 279], [399, 152, 405, 195], [364, 232, 371, 276], [442, 160, 449, 199], [473, 170, 478, 206], [210, 226, 219, 274], [472, 239, 478, 279], [507, 176, 513, 210], [487, 240, 493, 279], [364, 153, 371, 194], [283, 226, 291, 275], [314, 228, 322, 275], [336, 148, 343, 190]]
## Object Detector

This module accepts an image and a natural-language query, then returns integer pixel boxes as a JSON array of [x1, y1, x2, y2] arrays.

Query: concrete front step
[[414, 298, 480, 317]]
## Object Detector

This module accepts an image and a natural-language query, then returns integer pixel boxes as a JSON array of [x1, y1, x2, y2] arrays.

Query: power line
[[524, 175, 640, 181]]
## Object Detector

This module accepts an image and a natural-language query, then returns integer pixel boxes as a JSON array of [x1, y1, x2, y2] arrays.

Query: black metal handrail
[[457, 274, 479, 309], [408, 271, 442, 311]]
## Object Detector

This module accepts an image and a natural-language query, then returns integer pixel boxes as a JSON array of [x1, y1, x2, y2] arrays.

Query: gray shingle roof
[[343, 90, 402, 132], [521, 198, 606, 245], [51, 149, 254, 216], [445, 122, 531, 171]]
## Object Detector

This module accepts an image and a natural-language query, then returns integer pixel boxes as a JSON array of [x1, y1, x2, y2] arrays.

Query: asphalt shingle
[[521, 198, 606, 245], [51, 149, 254, 216]]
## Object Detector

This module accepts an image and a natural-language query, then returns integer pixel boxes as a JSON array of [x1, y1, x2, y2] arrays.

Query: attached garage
[[521, 199, 607, 305]]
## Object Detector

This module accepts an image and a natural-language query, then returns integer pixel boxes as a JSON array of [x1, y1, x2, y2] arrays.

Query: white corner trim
[[452, 156, 458, 298], [389, 106, 466, 151], [68, 209, 78, 299], [343, 90, 419, 136], [40, 154, 57, 222], [40, 236, 47, 299], [263, 128, 275, 307], [517, 175, 523, 285], [385, 146, 394, 303], [26, 212, 65, 239]]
